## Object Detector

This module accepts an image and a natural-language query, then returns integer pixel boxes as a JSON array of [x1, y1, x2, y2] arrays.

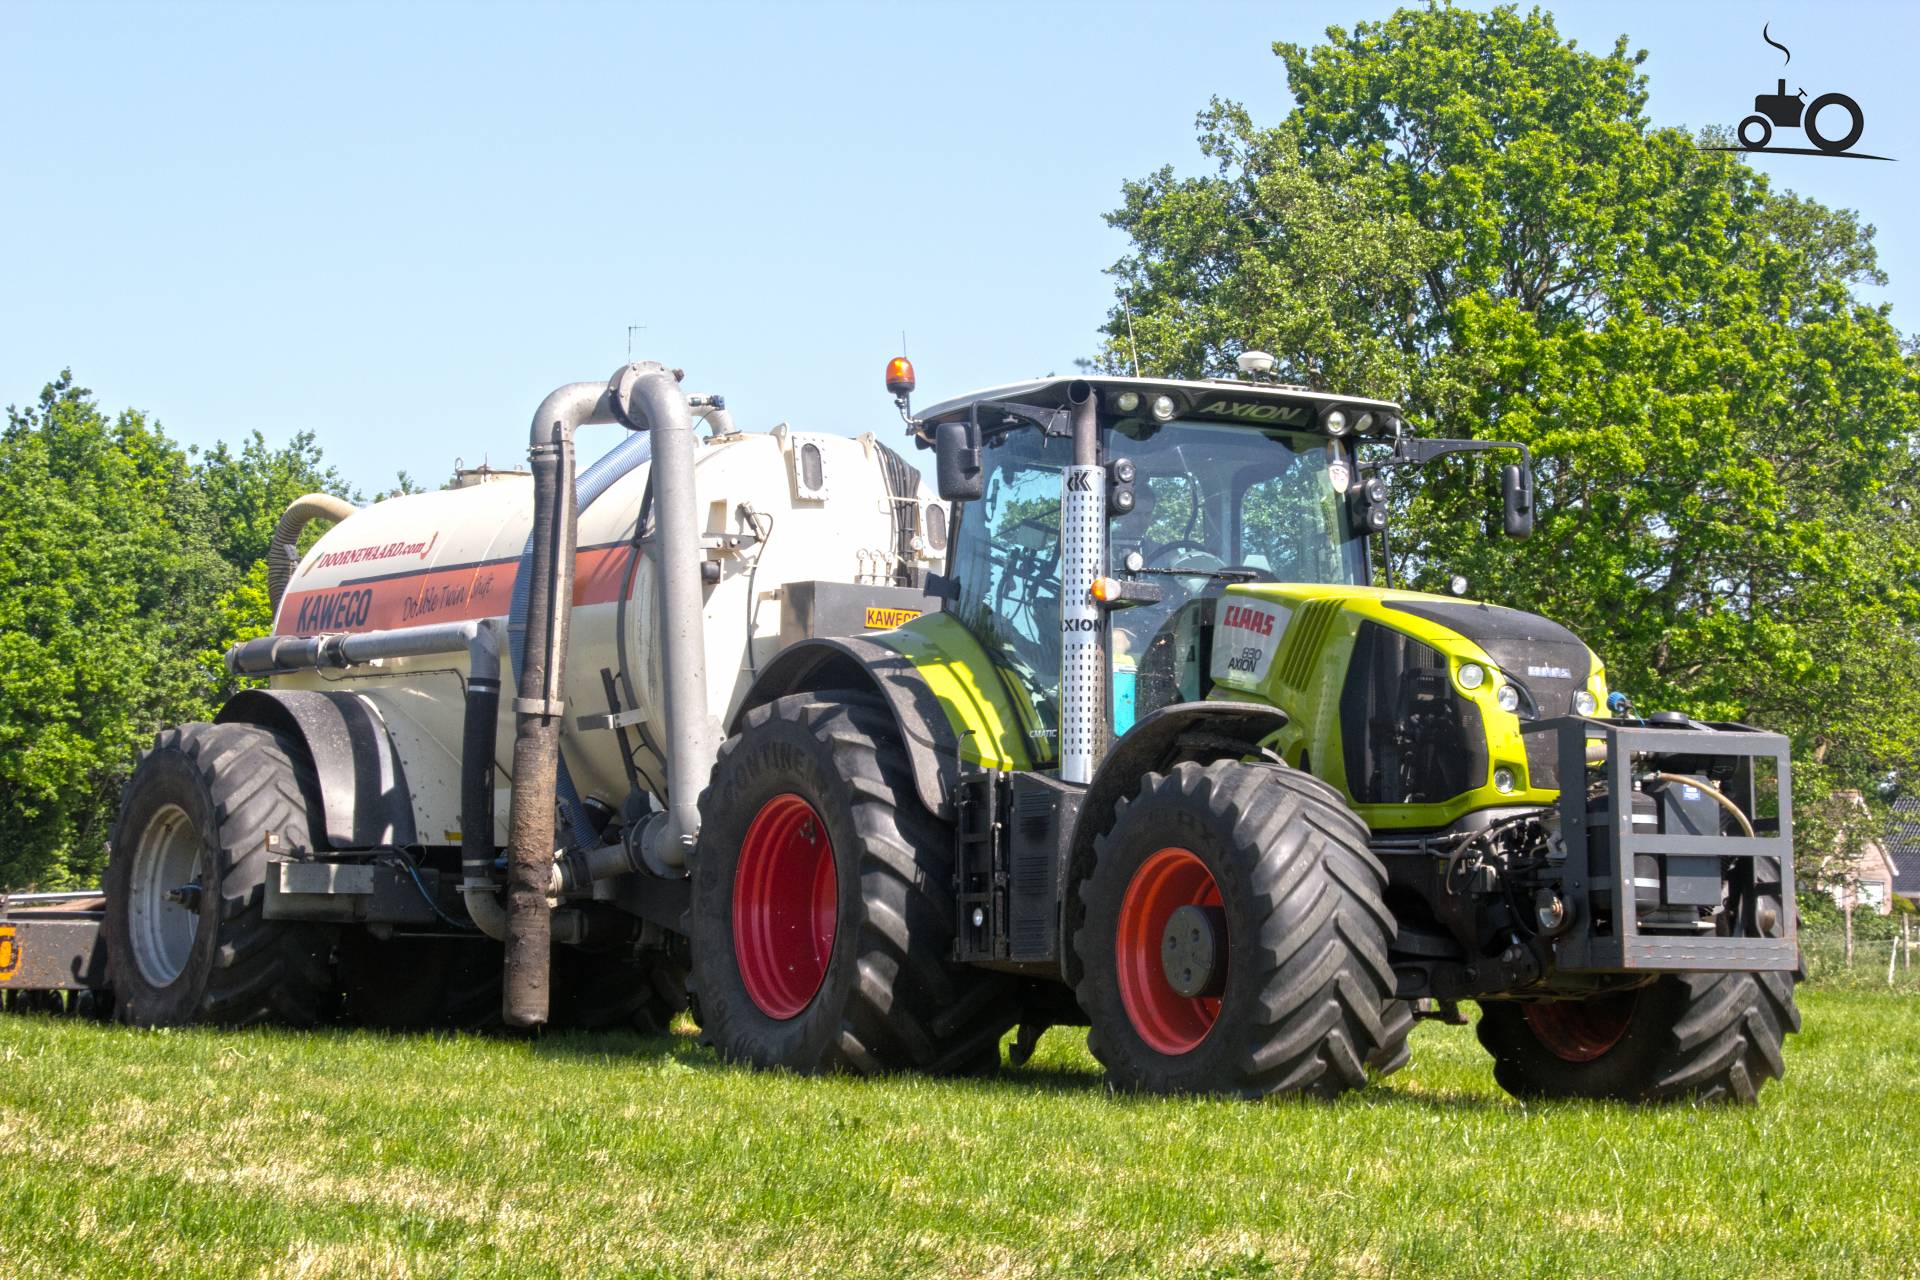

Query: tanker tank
[[267, 423, 944, 848]]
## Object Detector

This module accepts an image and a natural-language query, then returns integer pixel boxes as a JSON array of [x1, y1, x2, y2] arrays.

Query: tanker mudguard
[[216, 689, 419, 850], [733, 636, 962, 820]]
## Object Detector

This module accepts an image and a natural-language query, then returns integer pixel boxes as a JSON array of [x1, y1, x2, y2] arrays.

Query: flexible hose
[[266, 493, 357, 615]]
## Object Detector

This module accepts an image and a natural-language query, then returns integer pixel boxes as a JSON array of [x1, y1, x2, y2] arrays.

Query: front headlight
[[1573, 690, 1598, 716], [1496, 684, 1520, 713], [1456, 662, 1486, 691]]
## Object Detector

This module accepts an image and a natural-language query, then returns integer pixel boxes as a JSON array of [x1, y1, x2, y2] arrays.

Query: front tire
[[106, 723, 336, 1028], [1476, 970, 1800, 1103], [688, 691, 1012, 1074], [1073, 761, 1404, 1098]]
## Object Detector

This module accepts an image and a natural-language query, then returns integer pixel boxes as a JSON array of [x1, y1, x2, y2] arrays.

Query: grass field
[[0, 979, 1914, 1280]]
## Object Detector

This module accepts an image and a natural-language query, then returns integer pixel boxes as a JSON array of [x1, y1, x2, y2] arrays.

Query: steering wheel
[[1147, 538, 1226, 573]]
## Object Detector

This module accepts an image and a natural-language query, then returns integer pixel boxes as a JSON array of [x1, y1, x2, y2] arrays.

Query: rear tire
[[1073, 760, 1403, 1098], [688, 691, 1013, 1075], [106, 723, 336, 1028], [1475, 970, 1800, 1103]]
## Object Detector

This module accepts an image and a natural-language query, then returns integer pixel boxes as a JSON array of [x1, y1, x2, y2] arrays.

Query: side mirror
[[935, 419, 984, 502], [1502, 464, 1533, 539]]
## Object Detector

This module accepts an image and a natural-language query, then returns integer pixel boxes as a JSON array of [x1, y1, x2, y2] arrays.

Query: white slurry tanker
[[2, 356, 1799, 1103]]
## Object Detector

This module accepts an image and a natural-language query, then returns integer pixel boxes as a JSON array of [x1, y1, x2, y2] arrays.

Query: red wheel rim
[[1115, 847, 1224, 1055], [733, 793, 838, 1020], [1522, 991, 1638, 1062]]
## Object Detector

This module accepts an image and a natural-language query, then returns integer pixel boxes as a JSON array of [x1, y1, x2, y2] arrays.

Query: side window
[[1239, 456, 1342, 581], [948, 428, 1065, 739]]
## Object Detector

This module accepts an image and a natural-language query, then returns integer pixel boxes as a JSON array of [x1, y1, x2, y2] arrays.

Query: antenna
[[627, 324, 646, 359], [1121, 290, 1142, 377]]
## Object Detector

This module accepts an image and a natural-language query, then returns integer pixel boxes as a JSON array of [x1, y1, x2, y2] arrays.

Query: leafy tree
[[0, 374, 231, 886], [1095, 4, 1920, 812], [190, 431, 353, 691], [193, 430, 350, 572]]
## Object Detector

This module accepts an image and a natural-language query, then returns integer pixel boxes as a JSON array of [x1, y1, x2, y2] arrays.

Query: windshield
[[946, 414, 1364, 758], [1108, 418, 1365, 727]]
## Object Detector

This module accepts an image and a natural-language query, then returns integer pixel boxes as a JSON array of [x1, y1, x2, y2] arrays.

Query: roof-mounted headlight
[[1150, 394, 1178, 422], [1321, 406, 1350, 437]]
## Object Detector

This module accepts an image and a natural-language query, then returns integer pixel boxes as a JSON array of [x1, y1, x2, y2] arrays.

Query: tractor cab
[[908, 373, 1396, 753]]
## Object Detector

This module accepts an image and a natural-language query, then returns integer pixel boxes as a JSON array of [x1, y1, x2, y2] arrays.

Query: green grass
[[0, 985, 1914, 1280]]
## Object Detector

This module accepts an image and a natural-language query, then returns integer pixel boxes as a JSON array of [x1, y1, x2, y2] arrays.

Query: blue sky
[[3, 1, 1915, 491]]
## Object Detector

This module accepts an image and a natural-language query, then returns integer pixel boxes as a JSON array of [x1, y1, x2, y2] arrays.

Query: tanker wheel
[[551, 943, 688, 1035], [338, 933, 503, 1032], [688, 690, 1014, 1075], [106, 723, 336, 1028], [1072, 760, 1404, 1098], [1475, 969, 1800, 1103]]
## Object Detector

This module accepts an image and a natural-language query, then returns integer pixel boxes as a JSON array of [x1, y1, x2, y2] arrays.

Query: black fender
[[1060, 700, 1288, 986], [733, 637, 960, 821], [216, 689, 419, 849]]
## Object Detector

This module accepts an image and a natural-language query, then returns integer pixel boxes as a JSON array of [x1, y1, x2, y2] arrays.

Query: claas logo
[[1221, 604, 1276, 637]]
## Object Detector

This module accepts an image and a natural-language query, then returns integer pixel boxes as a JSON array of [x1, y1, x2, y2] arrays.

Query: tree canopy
[[1096, 4, 1920, 839], [0, 375, 348, 888]]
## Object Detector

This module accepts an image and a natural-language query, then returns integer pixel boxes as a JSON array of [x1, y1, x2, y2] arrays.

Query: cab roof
[[914, 375, 1403, 433]]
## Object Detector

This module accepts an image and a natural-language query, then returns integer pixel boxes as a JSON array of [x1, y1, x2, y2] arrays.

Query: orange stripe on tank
[[275, 545, 640, 637]]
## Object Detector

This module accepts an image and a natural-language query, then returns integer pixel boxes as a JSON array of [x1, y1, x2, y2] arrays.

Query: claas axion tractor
[[0, 354, 1801, 1102]]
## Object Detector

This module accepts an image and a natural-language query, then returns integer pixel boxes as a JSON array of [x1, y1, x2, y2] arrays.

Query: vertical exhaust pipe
[[1059, 380, 1105, 784]]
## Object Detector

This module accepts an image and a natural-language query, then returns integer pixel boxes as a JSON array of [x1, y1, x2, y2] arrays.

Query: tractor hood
[[1208, 584, 1609, 830]]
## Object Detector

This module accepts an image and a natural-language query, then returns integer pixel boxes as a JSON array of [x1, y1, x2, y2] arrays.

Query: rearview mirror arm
[[1378, 438, 1532, 471]]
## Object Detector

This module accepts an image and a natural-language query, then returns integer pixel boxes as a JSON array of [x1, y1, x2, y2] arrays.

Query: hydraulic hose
[[265, 493, 357, 617], [459, 622, 508, 940]]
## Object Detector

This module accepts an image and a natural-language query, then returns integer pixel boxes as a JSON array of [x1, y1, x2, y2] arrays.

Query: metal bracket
[[576, 706, 649, 733], [513, 696, 566, 717]]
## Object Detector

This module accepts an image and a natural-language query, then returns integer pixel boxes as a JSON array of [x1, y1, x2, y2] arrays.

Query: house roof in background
[[1884, 797, 1920, 898]]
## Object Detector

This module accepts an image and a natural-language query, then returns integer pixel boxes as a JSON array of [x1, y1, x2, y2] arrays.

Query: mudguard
[[733, 636, 963, 820], [216, 689, 419, 849]]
